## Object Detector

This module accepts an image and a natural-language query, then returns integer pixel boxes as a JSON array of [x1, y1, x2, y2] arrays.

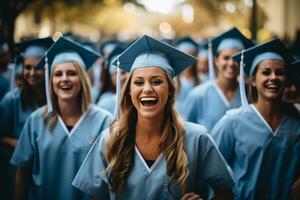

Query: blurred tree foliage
[[0, 0, 139, 50]]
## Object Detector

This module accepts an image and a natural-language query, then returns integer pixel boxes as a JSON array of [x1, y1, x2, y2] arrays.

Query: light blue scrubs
[[72, 121, 234, 200], [0, 74, 9, 101], [10, 105, 113, 200], [211, 105, 300, 200], [185, 81, 241, 131], [176, 77, 196, 119], [0, 88, 36, 139], [97, 91, 114, 105], [97, 93, 116, 114]]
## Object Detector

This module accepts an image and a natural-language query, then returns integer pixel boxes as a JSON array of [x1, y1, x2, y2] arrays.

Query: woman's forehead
[[131, 66, 167, 77]]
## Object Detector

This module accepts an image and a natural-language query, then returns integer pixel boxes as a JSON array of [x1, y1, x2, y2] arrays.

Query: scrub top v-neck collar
[[213, 81, 239, 107], [250, 104, 285, 136], [135, 146, 164, 174], [58, 107, 90, 137]]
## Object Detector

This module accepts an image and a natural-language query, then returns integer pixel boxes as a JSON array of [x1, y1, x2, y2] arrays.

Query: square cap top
[[233, 38, 295, 76], [16, 37, 54, 58], [112, 35, 197, 78], [175, 36, 199, 53], [36, 36, 100, 71], [204, 27, 255, 55]]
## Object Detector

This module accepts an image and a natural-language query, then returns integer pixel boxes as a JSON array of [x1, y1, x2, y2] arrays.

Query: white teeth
[[266, 85, 278, 89], [140, 97, 157, 101], [61, 85, 71, 89]]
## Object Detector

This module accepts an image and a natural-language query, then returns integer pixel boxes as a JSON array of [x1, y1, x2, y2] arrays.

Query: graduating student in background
[[73, 35, 234, 200], [96, 45, 129, 115], [185, 28, 255, 131], [0, 37, 53, 200], [197, 42, 210, 84], [0, 41, 10, 101], [10, 37, 112, 200], [211, 38, 300, 200], [174, 37, 200, 119], [0, 37, 53, 148]]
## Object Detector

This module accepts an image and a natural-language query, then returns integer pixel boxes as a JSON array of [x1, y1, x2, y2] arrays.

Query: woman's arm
[[0, 137, 17, 148], [15, 167, 31, 200]]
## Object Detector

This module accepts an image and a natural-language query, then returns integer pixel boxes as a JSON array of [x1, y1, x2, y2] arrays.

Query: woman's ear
[[251, 77, 256, 87]]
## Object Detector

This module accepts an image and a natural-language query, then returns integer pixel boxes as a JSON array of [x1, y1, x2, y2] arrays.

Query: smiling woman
[[73, 35, 234, 200], [10, 37, 112, 200], [211, 38, 300, 200]]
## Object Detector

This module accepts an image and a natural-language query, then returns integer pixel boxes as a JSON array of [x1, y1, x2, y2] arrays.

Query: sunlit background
[[1, 0, 300, 45]]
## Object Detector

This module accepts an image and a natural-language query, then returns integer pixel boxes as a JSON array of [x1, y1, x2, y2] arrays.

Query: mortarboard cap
[[16, 37, 53, 58], [36, 36, 100, 113], [204, 27, 255, 55], [111, 35, 197, 118], [112, 35, 197, 78], [105, 45, 125, 75], [36, 36, 100, 71], [99, 39, 119, 57], [233, 38, 295, 77], [175, 36, 199, 53], [232, 38, 295, 112]]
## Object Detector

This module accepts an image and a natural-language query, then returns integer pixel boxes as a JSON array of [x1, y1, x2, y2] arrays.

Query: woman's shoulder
[[189, 81, 214, 97], [89, 104, 113, 118], [183, 121, 209, 140], [1, 87, 21, 102], [28, 106, 47, 120]]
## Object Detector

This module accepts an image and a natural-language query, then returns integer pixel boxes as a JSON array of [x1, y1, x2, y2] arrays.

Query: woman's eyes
[[261, 69, 286, 76], [24, 64, 34, 70], [133, 80, 144, 85], [261, 70, 270, 75], [151, 79, 163, 85], [133, 79, 163, 86], [67, 71, 77, 76], [54, 71, 77, 77]]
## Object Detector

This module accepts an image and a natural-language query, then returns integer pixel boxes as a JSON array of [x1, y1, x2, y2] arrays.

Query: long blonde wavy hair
[[43, 61, 92, 131], [105, 69, 189, 198]]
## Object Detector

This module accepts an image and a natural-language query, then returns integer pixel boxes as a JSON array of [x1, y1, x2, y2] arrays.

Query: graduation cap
[[205, 27, 255, 55], [205, 27, 256, 82], [175, 36, 199, 53], [16, 37, 54, 58], [105, 45, 125, 75], [197, 40, 209, 57], [36, 36, 100, 71], [233, 38, 295, 77], [99, 39, 119, 57], [232, 38, 295, 112], [36, 36, 100, 113], [112, 35, 197, 78], [111, 34, 197, 118]]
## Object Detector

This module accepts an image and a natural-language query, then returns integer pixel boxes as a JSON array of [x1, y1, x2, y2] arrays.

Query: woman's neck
[[216, 78, 238, 101], [58, 99, 82, 126], [216, 77, 238, 92], [135, 115, 163, 139]]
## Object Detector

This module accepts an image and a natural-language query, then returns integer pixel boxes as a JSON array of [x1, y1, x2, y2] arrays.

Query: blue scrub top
[[72, 121, 234, 200], [0, 88, 36, 139], [211, 105, 300, 200], [96, 93, 116, 115], [185, 81, 241, 131], [0, 74, 9, 101], [176, 77, 197, 119], [10, 105, 113, 200]]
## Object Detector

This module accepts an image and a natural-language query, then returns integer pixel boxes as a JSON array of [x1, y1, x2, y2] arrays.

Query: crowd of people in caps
[[0, 27, 299, 200]]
